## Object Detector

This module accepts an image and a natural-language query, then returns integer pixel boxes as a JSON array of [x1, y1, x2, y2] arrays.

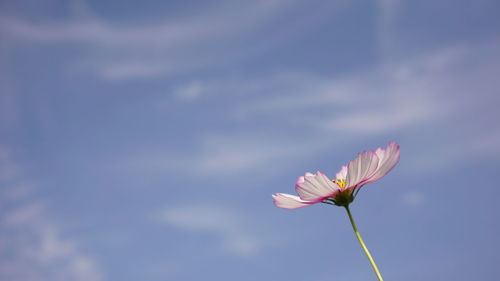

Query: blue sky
[[1, 0, 500, 280]]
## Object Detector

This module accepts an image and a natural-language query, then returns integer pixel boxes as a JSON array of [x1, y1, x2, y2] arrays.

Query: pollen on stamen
[[334, 179, 346, 189]]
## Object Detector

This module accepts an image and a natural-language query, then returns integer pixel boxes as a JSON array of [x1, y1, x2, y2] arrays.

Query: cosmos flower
[[272, 142, 400, 209]]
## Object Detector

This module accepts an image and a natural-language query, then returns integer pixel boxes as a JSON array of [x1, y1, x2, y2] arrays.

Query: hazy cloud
[[401, 191, 424, 207], [111, 39, 500, 182], [158, 204, 265, 257], [0, 145, 103, 281], [173, 81, 203, 102], [0, 0, 339, 80], [0, 200, 103, 281]]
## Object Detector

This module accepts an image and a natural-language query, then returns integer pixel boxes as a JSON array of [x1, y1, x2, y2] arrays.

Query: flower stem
[[345, 206, 384, 281]]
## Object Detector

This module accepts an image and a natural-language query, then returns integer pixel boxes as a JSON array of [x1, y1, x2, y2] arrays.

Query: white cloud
[[377, 0, 402, 60], [0, 200, 103, 281], [207, 41, 500, 172], [100, 62, 172, 81], [471, 130, 500, 157], [2, 201, 45, 225], [173, 81, 203, 102], [158, 204, 264, 257], [2, 182, 34, 199], [401, 191, 424, 207], [0, 85, 19, 132], [0, 1, 339, 80], [113, 40, 500, 181], [410, 128, 500, 173], [0, 144, 103, 281], [110, 130, 331, 180], [323, 93, 436, 134], [70, 257, 103, 281], [0, 142, 24, 182], [167, 48, 455, 138], [195, 134, 299, 175]]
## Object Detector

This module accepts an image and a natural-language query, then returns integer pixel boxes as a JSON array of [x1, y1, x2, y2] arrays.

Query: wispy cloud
[[161, 47, 464, 136], [111, 39, 500, 181], [173, 80, 204, 102], [377, 0, 402, 60], [0, 145, 103, 281], [225, 41, 498, 172], [157, 204, 266, 257], [109, 129, 337, 184], [401, 191, 424, 207], [194, 134, 309, 175], [0, 0, 340, 80], [230, 47, 468, 135], [99, 62, 173, 81], [410, 127, 500, 173], [0, 86, 19, 134], [0, 199, 103, 281], [0, 144, 20, 181]]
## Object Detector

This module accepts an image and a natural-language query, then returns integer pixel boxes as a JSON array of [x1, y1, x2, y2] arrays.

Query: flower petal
[[335, 165, 347, 180], [272, 193, 315, 209], [345, 151, 379, 188], [364, 142, 400, 184], [295, 171, 340, 201]]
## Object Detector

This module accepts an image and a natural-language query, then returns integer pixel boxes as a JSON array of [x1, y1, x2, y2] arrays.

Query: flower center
[[334, 178, 346, 189]]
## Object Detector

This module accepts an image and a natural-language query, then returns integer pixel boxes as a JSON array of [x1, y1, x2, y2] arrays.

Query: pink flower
[[272, 142, 400, 209]]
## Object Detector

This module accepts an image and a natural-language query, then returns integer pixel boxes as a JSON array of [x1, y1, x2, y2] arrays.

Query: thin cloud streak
[[109, 39, 500, 181], [0, 145, 103, 281], [0, 198, 103, 281], [0, 0, 341, 80], [401, 191, 424, 207], [157, 204, 265, 257]]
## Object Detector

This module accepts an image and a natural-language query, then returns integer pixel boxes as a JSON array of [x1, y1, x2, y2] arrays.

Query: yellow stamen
[[334, 179, 346, 189]]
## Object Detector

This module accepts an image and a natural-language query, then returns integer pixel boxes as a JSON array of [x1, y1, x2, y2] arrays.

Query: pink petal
[[335, 165, 347, 180], [345, 151, 379, 188], [295, 171, 340, 201], [364, 142, 400, 184], [272, 193, 315, 209]]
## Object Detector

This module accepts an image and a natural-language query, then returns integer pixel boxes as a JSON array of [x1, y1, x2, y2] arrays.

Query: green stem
[[345, 206, 384, 281]]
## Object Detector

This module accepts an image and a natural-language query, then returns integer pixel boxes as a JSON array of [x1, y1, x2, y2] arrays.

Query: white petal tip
[[272, 193, 313, 209]]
